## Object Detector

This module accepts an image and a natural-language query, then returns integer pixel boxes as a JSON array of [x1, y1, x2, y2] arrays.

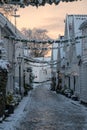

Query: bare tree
[[21, 28, 52, 57]]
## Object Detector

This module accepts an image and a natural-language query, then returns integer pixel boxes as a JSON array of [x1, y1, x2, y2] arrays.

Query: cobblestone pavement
[[16, 83, 87, 130]]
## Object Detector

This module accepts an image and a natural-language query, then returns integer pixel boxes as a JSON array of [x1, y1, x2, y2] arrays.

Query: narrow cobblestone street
[[16, 83, 87, 130]]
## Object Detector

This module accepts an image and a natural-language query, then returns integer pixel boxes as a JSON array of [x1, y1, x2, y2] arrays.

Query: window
[[0, 50, 2, 59]]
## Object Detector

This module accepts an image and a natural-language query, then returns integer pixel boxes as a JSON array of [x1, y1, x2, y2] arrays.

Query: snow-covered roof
[[0, 13, 27, 40]]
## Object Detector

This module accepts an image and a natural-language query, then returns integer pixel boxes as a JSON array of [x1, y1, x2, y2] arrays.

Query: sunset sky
[[11, 0, 87, 39]]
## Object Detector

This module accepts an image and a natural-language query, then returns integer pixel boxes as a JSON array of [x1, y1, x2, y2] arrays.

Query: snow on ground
[[0, 82, 87, 130], [0, 83, 40, 130], [0, 91, 32, 130]]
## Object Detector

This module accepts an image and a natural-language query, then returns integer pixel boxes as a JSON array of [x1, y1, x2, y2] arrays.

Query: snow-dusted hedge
[[0, 59, 10, 71]]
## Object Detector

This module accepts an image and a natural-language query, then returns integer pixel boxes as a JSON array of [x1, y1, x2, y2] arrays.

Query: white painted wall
[[63, 14, 87, 97], [31, 57, 51, 83]]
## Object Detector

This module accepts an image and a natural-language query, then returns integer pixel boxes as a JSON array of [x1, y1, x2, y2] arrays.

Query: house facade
[[32, 57, 51, 83], [62, 14, 87, 98], [79, 20, 87, 103], [0, 13, 25, 95]]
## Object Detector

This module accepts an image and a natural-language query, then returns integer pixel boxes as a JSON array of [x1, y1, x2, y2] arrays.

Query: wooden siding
[[80, 64, 87, 103]]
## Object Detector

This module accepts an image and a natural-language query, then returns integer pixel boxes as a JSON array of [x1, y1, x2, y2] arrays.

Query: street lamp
[[17, 54, 22, 95]]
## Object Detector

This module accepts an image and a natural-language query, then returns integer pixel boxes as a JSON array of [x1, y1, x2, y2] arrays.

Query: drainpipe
[[56, 39, 61, 91]]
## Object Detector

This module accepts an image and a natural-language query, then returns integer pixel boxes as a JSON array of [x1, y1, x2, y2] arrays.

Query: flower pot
[[6, 104, 14, 114]]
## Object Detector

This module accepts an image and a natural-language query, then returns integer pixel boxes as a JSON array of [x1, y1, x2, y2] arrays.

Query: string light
[[4, 35, 85, 44], [4, 34, 85, 66], [28, 41, 79, 50], [1, 0, 81, 8], [33, 80, 51, 84], [24, 56, 64, 66]]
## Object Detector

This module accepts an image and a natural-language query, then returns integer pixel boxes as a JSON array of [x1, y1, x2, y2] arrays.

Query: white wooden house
[[31, 57, 51, 83], [79, 20, 87, 103], [63, 14, 87, 98], [0, 13, 25, 94], [24, 55, 51, 85]]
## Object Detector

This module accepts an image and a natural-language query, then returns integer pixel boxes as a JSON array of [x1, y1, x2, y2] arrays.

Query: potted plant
[[5, 92, 15, 114]]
